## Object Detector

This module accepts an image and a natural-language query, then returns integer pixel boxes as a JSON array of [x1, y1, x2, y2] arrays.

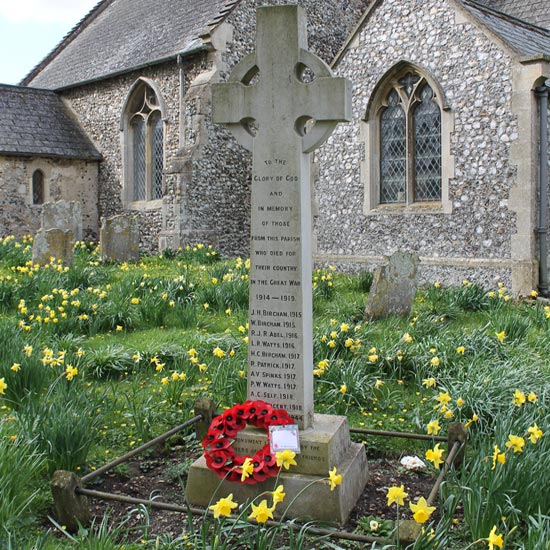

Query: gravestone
[[41, 200, 83, 243], [186, 5, 368, 524], [99, 215, 139, 262], [32, 228, 74, 266], [364, 251, 420, 320]]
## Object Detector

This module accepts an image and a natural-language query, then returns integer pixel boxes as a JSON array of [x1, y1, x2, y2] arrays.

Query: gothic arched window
[[122, 79, 165, 204], [379, 73, 441, 204], [32, 169, 45, 205], [362, 64, 452, 214]]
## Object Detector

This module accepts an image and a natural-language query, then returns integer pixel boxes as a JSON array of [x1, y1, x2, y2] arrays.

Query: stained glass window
[[414, 85, 441, 201], [126, 81, 164, 202], [380, 91, 406, 203], [132, 117, 146, 201], [151, 113, 164, 200], [378, 75, 441, 205]]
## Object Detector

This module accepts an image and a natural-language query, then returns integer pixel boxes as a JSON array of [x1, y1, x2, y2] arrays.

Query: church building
[[0, 0, 548, 295]]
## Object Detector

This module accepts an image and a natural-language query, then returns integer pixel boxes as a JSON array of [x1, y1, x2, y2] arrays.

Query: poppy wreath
[[202, 400, 295, 484]]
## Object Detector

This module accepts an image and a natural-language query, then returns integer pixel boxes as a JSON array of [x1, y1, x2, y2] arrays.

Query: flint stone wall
[[315, 0, 518, 289]]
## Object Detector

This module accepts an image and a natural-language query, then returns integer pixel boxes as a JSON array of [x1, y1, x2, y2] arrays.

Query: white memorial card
[[269, 424, 300, 454]]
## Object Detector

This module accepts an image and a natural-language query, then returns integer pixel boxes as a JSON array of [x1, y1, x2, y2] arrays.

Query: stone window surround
[[120, 77, 167, 210], [361, 60, 454, 216], [31, 168, 45, 205], [27, 160, 50, 207]]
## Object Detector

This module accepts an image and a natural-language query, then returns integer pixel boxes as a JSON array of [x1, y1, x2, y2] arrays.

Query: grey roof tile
[[0, 84, 102, 160], [460, 0, 550, 57], [22, 0, 240, 90], [479, 0, 549, 29]]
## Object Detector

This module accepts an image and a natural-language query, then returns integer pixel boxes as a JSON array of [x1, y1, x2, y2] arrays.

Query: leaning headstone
[[364, 251, 420, 320], [186, 5, 368, 525], [41, 200, 83, 243], [32, 228, 74, 266], [99, 214, 139, 262]]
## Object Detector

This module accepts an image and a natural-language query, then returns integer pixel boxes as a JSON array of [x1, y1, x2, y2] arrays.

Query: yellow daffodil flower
[[402, 332, 413, 343], [456, 346, 465, 355], [10, 363, 21, 372], [491, 445, 506, 470], [375, 379, 384, 389], [272, 485, 285, 504], [276, 450, 297, 470], [422, 377, 437, 388], [430, 356, 440, 367], [209, 493, 238, 518], [23, 345, 33, 357], [435, 392, 451, 406], [248, 500, 275, 523], [131, 297, 140, 305], [213, 347, 226, 358], [340, 323, 349, 332], [505, 434, 525, 453], [512, 389, 526, 407], [425, 443, 445, 469], [339, 384, 347, 394], [240, 457, 254, 482], [409, 497, 436, 524], [427, 420, 440, 435], [527, 423, 543, 444], [65, 365, 78, 381], [495, 331, 505, 343], [527, 392, 537, 403], [386, 485, 408, 507], [328, 467, 342, 491], [0, 377, 7, 395], [486, 525, 504, 549]]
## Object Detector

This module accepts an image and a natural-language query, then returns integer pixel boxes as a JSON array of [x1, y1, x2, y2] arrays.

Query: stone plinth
[[186, 416, 368, 525]]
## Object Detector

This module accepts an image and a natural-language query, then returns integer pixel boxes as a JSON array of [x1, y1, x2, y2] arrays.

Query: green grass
[[0, 237, 548, 548]]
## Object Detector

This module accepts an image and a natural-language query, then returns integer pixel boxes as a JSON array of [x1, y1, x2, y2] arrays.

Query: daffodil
[[495, 331, 505, 343], [425, 443, 445, 469], [527, 392, 537, 403], [422, 377, 437, 388], [456, 346, 465, 355], [402, 332, 413, 343], [386, 485, 408, 507], [209, 493, 238, 518], [240, 457, 254, 482], [512, 389, 526, 407], [10, 363, 21, 372], [427, 420, 440, 435], [527, 423, 543, 444], [491, 445, 506, 470], [505, 434, 525, 453], [276, 450, 297, 470], [0, 377, 7, 395], [486, 525, 504, 549], [272, 485, 285, 504], [213, 347, 226, 358], [65, 365, 78, 381], [339, 384, 347, 394], [328, 467, 342, 491], [409, 497, 436, 524], [430, 356, 440, 367], [248, 500, 275, 523], [435, 392, 451, 406]]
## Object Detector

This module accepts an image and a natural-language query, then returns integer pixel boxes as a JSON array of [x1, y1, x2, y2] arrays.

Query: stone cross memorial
[[212, 4, 351, 430], [186, 5, 368, 524]]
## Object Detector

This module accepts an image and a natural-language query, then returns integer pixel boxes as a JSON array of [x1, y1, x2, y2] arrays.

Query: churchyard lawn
[[0, 235, 548, 548]]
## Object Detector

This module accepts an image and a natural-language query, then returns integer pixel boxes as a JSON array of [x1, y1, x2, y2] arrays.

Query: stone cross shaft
[[212, 5, 351, 429]]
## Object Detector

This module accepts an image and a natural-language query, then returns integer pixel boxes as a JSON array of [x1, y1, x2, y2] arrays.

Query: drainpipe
[[177, 54, 186, 146], [536, 84, 549, 297]]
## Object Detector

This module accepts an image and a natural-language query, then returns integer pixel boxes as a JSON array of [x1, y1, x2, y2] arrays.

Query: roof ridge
[[20, 0, 116, 86], [461, 0, 550, 35]]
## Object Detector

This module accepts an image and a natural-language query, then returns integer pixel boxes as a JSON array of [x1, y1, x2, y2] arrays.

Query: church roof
[[480, 0, 549, 30], [0, 85, 102, 160], [461, 0, 550, 57], [22, 0, 240, 90]]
